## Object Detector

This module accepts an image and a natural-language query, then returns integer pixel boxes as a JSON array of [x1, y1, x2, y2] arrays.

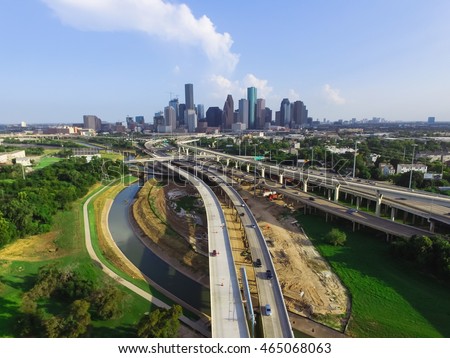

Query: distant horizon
[[2, 117, 448, 127]]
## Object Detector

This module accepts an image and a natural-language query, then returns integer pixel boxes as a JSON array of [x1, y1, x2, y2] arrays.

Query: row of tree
[[390, 235, 450, 280], [16, 264, 182, 337], [17, 264, 126, 337], [0, 156, 128, 248]]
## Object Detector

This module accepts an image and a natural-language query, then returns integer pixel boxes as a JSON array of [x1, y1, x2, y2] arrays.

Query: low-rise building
[[0, 150, 26, 163], [396, 163, 428, 174], [379, 163, 396, 176]]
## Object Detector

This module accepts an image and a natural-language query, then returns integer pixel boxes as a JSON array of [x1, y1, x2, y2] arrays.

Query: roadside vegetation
[[296, 213, 450, 337], [0, 156, 128, 248], [0, 157, 186, 337]]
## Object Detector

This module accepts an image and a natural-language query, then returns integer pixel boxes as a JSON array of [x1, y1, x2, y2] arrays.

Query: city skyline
[[1, 0, 450, 124]]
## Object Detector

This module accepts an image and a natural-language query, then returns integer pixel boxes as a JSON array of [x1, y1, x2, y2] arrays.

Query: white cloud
[[209, 73, 273, 100], [288, 89, 301, 101], [323, 84, 346, 105], [42, 0, 239, 72], [242, 74, 273, 99], [209, 74, 240, 99], [172, 65, 180, 75]]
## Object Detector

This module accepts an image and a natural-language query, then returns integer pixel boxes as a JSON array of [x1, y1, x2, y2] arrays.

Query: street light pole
[[352, 141, 358, 179], [253, 144, 257, 197], [409, 144, 418, 189]]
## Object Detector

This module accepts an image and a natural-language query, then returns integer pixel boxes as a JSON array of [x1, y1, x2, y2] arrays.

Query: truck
[[268, 193, 283, 201]]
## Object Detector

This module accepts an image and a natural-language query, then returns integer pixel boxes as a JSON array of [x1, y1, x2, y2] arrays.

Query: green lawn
[[0, 182, 188, 337], [35, 156, 62, 169], [296, 213, 450, 337]]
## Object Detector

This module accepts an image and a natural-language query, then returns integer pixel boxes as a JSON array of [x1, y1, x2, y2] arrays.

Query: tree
[[137, 305, 182, 338], [61, 300, 91, 338], [325, 228, 347, 246], [91, 284, 126, 320]]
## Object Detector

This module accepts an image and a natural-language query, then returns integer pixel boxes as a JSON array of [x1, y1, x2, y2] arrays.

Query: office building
[[280, 98, 291, 127], [185, 83, 194, 110], [256, 98, 266, 129], [83, 115, 102, 131], [247, 87, 257, 129], [164, 106, 176, 129], [178, 103, 186, 125], [197, 104, 205, 120], [206, 107, 223, 127], [222, 94, 234, 130], [169, 98, 179, 124], [238, 99, 249, 127], [186, 109, 197, 133]]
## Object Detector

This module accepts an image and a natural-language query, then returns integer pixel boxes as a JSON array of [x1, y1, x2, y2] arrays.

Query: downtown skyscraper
[[247, 87, 257, 129], [185, 83, 194, 110], [222, 94, 234, 130]]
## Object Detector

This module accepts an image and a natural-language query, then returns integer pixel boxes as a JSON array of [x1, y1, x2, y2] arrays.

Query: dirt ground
[[132, 180, 209, 287], [0, 232, 63, 262], [238, 184, 349, 330]]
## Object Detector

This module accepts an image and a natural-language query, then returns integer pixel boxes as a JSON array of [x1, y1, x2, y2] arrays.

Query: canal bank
[[108, 184, 211, 315]]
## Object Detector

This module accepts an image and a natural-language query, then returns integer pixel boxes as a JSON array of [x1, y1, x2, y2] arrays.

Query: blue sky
[[1, 0, 449, 124]]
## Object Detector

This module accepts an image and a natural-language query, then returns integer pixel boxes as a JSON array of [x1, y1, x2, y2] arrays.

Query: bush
[[326, 228, 347, 246]]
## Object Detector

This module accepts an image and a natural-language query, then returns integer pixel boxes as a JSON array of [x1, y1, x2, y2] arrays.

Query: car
[[239, 212, 245, 217], [211, 250, 217, 256], [241, 203, 245, 207], [266, 270, 273, 279], [265, 304, 272, 316], [255, 259, 262, 267], [309, 197, 315, 201], [346, 208, 357, 214], [251, 224, 256, 228]]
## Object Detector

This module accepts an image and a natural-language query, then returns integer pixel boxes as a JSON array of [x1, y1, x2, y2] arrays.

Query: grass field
[[0, 181, 177, 337], [34, 156, 62, 169], [296, 213, 450, 337]]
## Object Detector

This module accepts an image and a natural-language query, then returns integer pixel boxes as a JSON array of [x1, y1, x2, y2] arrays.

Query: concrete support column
[[327, 189, 331, 201], [356, 196, 361, 210], [390, 207, 396, 221], [226, 159, 230, 167], [246, 164, 250, 173], [279, 174, 284, 184], [352, 221, 356, 232], [261, 168, 265, 178], [429, 220, 435, 233], [403, 211, 408, 224], [216, 155, 220, 162], [303, 179, 308, 193], [334, 183, 340, 202], [235, 161, 239, 169], [375, 191, 383, 217]]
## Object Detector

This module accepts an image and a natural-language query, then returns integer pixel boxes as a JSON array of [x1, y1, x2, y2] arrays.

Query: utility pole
[[409, 144, 418, 189], [352, 141, 359, 179], [253, 144, 257, 197]]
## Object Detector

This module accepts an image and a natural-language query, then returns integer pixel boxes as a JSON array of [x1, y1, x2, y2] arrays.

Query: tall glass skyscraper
[[185, 83, 194, 110], [247, 87, 257, 129]]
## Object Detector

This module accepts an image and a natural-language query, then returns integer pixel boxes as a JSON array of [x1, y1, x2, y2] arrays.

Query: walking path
[[82, 184, 210, 337]]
